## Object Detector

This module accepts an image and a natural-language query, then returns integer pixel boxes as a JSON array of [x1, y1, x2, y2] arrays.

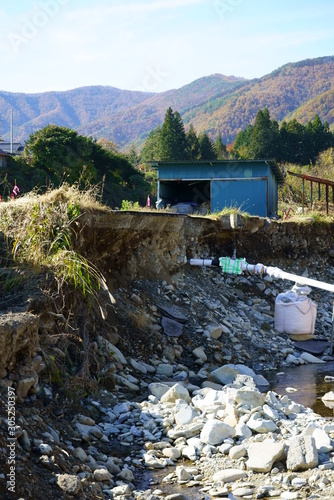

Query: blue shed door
[[211, 179, 268, 217]]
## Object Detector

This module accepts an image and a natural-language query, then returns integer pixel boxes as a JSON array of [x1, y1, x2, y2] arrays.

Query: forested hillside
[[1, 56, 334, 149]]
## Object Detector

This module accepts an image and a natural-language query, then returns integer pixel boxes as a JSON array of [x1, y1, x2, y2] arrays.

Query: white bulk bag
[[274, 290, 317, 337]]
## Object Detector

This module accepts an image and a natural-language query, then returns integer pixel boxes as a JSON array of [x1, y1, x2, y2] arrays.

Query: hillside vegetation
[[1, 56, 334, 149]]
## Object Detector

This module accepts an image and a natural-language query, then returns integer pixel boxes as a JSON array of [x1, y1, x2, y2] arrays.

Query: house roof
[[0, 148, 10, 156], [152, 159, 284, 183]]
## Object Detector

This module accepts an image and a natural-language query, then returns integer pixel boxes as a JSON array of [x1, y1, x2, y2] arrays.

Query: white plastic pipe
[[189, 257, 334, 293], [189, 258, 217, 266], [264, 266, 334, 294]]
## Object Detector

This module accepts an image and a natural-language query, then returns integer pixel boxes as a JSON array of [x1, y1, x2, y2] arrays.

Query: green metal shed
[[153, 160, 284, 217]]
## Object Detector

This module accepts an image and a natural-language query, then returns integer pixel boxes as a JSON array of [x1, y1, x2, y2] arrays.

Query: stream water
[[264, 360, 334, 418]]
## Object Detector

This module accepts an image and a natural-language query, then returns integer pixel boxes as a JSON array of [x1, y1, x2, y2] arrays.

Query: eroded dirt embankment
[[1, 211, 334, 499], [74, 212, 334, 284]]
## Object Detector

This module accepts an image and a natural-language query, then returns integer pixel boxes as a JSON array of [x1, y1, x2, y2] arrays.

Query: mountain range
[[1, 56, 334, 150]]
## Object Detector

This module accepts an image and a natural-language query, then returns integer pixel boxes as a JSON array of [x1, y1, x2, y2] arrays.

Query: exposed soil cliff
[[1, 210, 334, 499]]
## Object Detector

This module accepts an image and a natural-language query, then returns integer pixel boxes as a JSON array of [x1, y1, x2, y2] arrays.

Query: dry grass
[[0, 183, 113, 304]]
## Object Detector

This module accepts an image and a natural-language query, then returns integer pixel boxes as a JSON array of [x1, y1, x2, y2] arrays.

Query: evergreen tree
[[140, 125, 161, 163], [158, 107, 187, 161], [283, 119, 307, 164], [214, 134, 228, 159], [247, 108, 279, 159], [233, 124, 254, 159], [305, 115, 334, 164], [198, 132, 217, 160], [125, 143, 140, 168], [185, 124, 200, 160]]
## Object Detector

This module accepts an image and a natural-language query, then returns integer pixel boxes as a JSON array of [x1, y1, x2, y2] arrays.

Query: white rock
[[229, 444, 247, 459], [160, 383, 190, 403], [143, 452, 169, 468], [234, 387, 266, 407], [235, 422, 252, 439], [175, 405, 197, 426], [111, 485, 133, 497], [312, 427, 333, 453], [200, 419, 235, 445], [162, 447, 181, 460], [176, 465, 192, 482], [212, 468, 247, 483], [148, 382, 170, 399], [182, 445, 197, 460], [247, 413, 278, 433], [286, 435, 318, 471], [246, 440, 285, 472]]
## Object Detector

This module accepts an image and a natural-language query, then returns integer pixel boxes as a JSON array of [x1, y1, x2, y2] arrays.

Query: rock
[[312, 427, 333, 453], [176, 465, 192, 482], [234, 387, 266, 407], [212, 468, 248, 482], [143, 452, 169, 468], [98, 336, 127, 365], [160, 383, 190, 403], [73, 447, 88, 462], [286, 436, 318, 471], [206, 324, 223, 339], [232, 486, 255, 497], [16, 377, 36, 399], [286, 354, 300, 365], [149, 382, 170, 400], [130, 358, 147, 374], [93, 468, 113, 481], [156, 363, 174, 377], [210, 364, 239, 384], [56, 474, 82, 496], [300, 352, 326, 364], [105, 457, 121, 475], [200, 419, 235, 445], [75, 422, 103, 441], [162, 447, 181, 460], [229, 444, 247, 459], [246, 440, 285, 472], [175, 405, 197, 426], [38, 443, 52, 455], [118, 467, 135, 482], [192, 346, 207, 362], [111, 485, 133, 497], [77, 415, 95, 425], [130, 293, 143, 306], [247, 413, 278, 433], [161, 317, 184, 337], [165, 495, 188, 500]]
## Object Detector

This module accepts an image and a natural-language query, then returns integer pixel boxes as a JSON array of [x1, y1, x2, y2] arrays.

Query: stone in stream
[[246, 440, 285, 472]]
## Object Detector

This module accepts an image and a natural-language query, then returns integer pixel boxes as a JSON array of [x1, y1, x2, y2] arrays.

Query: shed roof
[[0, 148, 10, 157], [152, 159, 284, 183]]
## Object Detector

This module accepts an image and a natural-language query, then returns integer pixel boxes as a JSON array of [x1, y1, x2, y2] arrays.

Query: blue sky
[[0, 0, 333, 93]]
